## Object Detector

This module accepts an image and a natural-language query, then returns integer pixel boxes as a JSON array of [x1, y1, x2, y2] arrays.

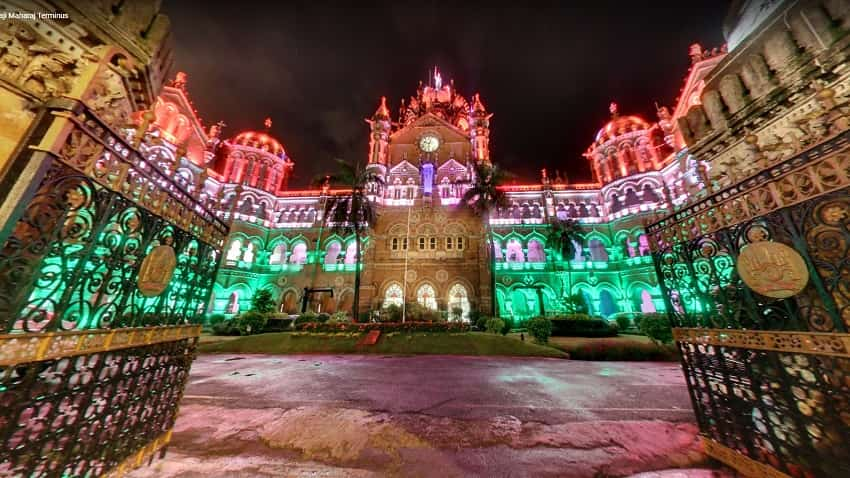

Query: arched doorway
[[281, 290, 297, 314], [639, 289, 657, 313], [338, 291, 354, 315], [322, 294, 336, 313], [599, 289, 618, 317], [447, 284, 471, 322], [227, 291, 240, 314]]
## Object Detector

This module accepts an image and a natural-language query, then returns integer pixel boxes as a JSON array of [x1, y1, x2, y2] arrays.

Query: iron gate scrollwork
[[0, 97, 227, 476], [648, 131, 850, 477]]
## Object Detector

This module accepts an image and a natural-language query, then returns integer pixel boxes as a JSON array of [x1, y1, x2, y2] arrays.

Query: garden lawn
[[545, 334, 679, 361], [197, 331, 567, 358]]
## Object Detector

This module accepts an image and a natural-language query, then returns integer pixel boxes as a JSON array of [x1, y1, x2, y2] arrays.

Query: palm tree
[[458, 162, 510, 317], [546, 218, 582, 263], [317, 159, 384, 320]]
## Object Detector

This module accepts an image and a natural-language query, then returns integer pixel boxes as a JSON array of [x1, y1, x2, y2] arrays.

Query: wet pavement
[[129, 355, 730, 478]]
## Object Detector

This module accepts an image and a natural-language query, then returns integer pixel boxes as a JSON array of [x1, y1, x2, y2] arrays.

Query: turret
[[469, 93, 492, 163], [367, 96, 391, 166], [217, 118, 294, 194]]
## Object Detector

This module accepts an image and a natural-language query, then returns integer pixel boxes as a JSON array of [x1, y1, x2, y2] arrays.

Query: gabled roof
[[389, 160, 420, 176], [672, 53, 726, 121], [390, 112, 468, 143]]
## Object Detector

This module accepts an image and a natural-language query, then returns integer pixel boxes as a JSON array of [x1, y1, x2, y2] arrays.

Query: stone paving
[[130, 355, 734, 477]]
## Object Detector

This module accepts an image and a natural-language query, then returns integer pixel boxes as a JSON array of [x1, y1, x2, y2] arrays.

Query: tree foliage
[[457, 162, 511, 316], [317, 159, 385, 320], [547, 219, 582, 262], [638, 313, 674, 345], [527, 316, 553, 344], [250, 289, 275, 314]]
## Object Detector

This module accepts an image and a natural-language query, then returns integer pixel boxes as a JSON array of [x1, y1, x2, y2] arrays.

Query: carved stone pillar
[[719, 74, 748, 114], [701, 90, 728, 132], [824, 0, 850, 29], [764, 29, 800, 74], [740, 54, 774, 98]]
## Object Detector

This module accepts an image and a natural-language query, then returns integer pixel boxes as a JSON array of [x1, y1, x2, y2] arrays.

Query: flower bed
[[297, 321, 469, 333]]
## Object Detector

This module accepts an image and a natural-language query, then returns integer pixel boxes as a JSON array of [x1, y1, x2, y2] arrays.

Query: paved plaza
[[129, 355, 730, 477]]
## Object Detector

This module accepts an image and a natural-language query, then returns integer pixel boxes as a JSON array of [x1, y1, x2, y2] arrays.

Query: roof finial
[[609, 102, 619, 119], [434, 66, 442, 89], [170, 71, 188, 90], [263, 117, 272, 131]]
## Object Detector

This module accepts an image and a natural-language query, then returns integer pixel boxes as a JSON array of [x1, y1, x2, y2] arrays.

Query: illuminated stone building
[[136, 51, 728, 321]]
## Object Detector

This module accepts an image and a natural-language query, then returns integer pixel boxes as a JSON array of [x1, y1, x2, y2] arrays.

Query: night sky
[[164, 1, 727, 187]]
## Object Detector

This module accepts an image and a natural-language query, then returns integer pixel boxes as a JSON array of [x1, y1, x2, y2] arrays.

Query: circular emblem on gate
[[436, 269, 448, 283], [138, 245, 177, 297], [737, 241, 809, 299], [334, 276, 345, 287]]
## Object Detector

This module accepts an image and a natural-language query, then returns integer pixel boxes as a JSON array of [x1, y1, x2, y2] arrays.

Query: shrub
[[207, 313, 227, 327], [639, 313, 673, 345], [615, 315, 631, 331], [382, 304, 403, 322], [527, 316, 553, 344], [404, 302, 440, 322], [500, 316, 514, 336], [475, 315, 489, 331], [550, 317, 618, 337], [561, 313, 592, 321], [294, 311, 317, 326], [297, 321, 469, 333], [330, 311, 350, 322], [485, 317, 505, 334], [250, 289, 276, 314], [564, 293, 590, 314], [316, 313, 330, 323], [450, 306, 463, 321], [212, 319, 239, 336], [236, 311, 268, 335]]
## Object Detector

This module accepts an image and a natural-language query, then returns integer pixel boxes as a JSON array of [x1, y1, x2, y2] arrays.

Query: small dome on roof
[[594, 103, 650, 143], [229, 119, 286, 156]]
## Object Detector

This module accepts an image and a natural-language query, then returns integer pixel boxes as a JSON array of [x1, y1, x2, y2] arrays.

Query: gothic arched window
[[270, 243, 287, 265], [383, 284, 403, 308], [226, 239, 242, 262], [417, 284, 438, 310], [448, 284, 471, 322]]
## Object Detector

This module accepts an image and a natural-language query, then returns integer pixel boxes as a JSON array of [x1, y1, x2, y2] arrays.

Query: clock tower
[[359, 69, 494, 317]]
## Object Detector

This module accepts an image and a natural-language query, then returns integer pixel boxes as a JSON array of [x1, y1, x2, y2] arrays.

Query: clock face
[[419, 135, 440, 153]]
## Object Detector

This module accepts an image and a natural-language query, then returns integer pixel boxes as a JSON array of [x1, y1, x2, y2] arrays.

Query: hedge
[[550, 317, 618, 337], [297, 321, 469, 333]]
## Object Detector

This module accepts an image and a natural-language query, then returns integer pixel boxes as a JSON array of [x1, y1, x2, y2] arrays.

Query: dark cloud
[[164, 0, 727, 187]]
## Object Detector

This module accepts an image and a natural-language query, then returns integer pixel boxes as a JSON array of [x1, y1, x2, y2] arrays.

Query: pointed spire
[[263, 117, 273, 131], [471, 93, 487, 114], [609, 102, 619, 119], [373, 96, 390, 120]]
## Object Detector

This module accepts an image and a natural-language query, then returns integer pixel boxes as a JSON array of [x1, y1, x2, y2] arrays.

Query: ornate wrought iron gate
[[648, 130, 850, 477], [0, 94, 226, 476]]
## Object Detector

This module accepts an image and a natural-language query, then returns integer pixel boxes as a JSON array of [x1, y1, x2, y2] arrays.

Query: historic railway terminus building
[[148, 48, 725, 322]]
